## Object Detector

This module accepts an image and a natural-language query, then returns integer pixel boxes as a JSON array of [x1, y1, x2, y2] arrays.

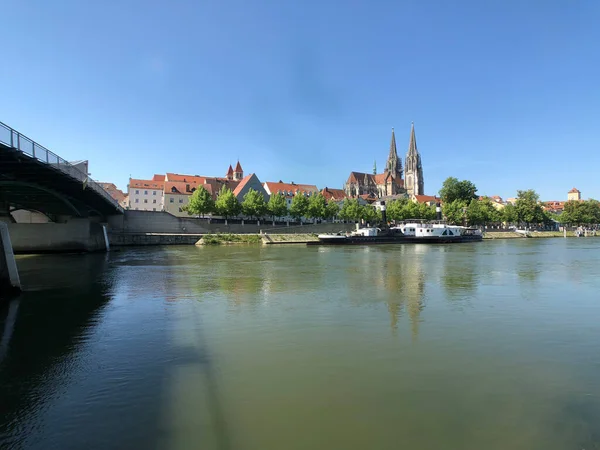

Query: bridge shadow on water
[[0, 249, 232, 450]]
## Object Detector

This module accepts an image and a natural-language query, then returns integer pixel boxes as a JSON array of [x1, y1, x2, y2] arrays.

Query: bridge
[[0, 121, 123, 218], [1, 122, 123, 295]]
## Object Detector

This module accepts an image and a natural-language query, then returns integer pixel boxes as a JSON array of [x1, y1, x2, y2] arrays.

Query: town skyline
[[3, 2, 599, 201]]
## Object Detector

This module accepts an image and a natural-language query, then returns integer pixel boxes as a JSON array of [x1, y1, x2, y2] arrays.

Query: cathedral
[[344, 123, 424, 199]]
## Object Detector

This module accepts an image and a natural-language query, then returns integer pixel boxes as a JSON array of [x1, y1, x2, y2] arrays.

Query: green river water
[[1, 239, 599, 449]]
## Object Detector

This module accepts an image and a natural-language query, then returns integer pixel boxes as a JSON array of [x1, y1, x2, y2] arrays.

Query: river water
[[1, 239, 599, 450]]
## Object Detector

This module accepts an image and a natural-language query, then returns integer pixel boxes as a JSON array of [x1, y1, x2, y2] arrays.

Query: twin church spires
[[384, 123, 424, 196]]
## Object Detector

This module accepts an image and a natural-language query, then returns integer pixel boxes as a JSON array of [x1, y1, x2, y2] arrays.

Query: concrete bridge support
[[6, 218, 109, 254], [0, 222, 21, 297]]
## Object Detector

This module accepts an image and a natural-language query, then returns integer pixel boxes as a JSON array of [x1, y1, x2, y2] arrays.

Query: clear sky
[[2, 0, 599, 201]]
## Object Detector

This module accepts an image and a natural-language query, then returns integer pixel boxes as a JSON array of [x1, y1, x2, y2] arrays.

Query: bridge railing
[[0, 121, 123, 212]]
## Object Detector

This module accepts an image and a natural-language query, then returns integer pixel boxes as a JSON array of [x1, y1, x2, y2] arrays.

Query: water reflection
[[0, 253, 113, 448]]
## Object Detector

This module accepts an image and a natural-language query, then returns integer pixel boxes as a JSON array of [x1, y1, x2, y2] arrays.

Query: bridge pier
[[0, 222, 21, 298], [6, 218, 109, 254]]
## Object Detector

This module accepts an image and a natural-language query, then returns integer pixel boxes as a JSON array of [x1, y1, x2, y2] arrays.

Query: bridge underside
[[0, 143, 121, 218]]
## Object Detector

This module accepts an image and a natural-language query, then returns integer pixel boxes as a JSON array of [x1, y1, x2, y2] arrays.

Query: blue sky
[[2, 0, 599, 201]]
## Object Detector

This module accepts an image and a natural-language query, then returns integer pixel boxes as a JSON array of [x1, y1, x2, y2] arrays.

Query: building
[[344, 123, 425, 199], [320, 187, 348, 205], [233, 173, 269, 202], [411, 194, 440, 206], [128, 176, 165, 211], [98, 182, 126, 204], [567, 188, 581, 201], [404, 123, 424, 197], [263, 181, 319, 209]]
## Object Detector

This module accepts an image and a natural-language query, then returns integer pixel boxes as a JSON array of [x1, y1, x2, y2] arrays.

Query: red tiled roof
[[414, 195, 440, 204], [233, 174, 254, 197], [321, 187, 347, 201], [165, 173, 206, 184], [264, 181, 319, 196], [569, 187, 580, 193], [235, 161, 243, 172], [152, 174, 166, 181], [98, 183, 126, 202], [129, 179, 164, 190], [226, 165, 233, 175], [164, 180, 198, 195]]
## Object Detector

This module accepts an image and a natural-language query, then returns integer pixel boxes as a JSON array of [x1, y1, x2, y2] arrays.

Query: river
[[1, 239, 599, 450]]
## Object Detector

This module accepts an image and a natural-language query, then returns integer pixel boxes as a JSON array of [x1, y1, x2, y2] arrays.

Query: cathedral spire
[[384, 127, 402, 178], [373, 159, 377, 175], [407, 122, 418, 156]]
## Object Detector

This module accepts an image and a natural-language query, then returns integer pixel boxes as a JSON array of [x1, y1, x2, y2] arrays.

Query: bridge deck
[[0, 123, 123, 217]]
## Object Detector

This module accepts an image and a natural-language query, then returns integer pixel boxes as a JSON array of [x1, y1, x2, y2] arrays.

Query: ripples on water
[[1, 239, 600, 450]]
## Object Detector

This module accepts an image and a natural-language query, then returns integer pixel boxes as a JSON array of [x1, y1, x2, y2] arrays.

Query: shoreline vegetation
[[195, 231, 598, 245]]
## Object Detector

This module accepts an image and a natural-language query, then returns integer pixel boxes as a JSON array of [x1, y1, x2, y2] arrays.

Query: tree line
[[184, 185, 340, 221]]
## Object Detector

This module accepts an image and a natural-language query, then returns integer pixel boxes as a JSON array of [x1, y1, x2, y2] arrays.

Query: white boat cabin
[[397, 222, 471, 237]]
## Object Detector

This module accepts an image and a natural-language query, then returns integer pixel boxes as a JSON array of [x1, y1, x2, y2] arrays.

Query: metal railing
[[0, 121, 123, 212]]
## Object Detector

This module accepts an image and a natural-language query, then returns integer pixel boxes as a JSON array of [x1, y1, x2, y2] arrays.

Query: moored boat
[[308, 202, 483, 246]]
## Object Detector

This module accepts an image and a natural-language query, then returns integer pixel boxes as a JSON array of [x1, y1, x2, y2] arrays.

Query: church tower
[[384, 128, 403, 180], [404, 123, 424, 196], [233, 161, 244, 181]]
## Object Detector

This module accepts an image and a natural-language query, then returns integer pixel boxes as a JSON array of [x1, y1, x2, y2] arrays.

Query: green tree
[[561, 199, 600, 225], [186, 186, 214, 217], [403, 201, 422, 219], [478, 197, 502, 224], [361, 205, 380, 224], [466, 198, 486, 226], [307, 192, 328, 221], [325, 200, 340, 220], [439, 177, 478, 204], [502, 203, 518, 224], [339, 198, 363, 222], [418, 202, 437, 220], [515, 189, 544, 226], [267, 193, 288, 220], [443, 200, 467, 225], [241, 188, 268, 219], [386, 198, 407, 221], [215, 186, 241, 219], [289, 193, 309, 221]]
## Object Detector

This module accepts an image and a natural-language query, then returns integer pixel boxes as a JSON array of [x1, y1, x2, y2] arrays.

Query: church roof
[[226, 165, 233, 175], [568, 187, 580, 193], [389, 128, 398, 160], [235, 161, 243, 172]]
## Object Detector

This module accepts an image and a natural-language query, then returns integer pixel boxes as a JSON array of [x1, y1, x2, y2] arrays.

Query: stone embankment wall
[[7, 219, 107, 253], [107, 211, 356, 246]]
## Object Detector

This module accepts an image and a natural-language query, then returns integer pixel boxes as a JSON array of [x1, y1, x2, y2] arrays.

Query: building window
[[179, 199, 183, 203], [153, 208, 156, 211], [135, 199, 139, 203], [144, 199, 148, 203], [153, 191, 156, 195], [153, 199, 156, 204], [135, 190, 139, 194], [170, 198, 174, 203], [144, 190, 148, 195]]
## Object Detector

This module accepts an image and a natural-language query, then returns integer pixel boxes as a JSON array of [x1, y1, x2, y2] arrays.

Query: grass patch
[[199, 233, 262, 245]]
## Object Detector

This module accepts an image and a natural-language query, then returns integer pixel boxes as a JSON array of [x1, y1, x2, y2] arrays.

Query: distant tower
[[384, 128, 403, 180], [233, 161, 244, 181], [404, 123, 424, 196], [226, 164, 234, 181], [373, 160, 377, 175], [567, 187, 581, 201]]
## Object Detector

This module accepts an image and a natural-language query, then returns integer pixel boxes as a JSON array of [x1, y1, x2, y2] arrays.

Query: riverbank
[[483, 231, 596, 239]]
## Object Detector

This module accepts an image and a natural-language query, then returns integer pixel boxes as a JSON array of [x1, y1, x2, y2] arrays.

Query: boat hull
[[307, 235, 483, 246]]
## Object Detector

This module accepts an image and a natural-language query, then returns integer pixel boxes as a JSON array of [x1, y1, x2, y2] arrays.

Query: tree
[[267, 193, 288, 220], [241, 188, 268, 219], [466, 198, 486, 226], [417, 202, 437, 220], [443, 200, 467, 225], [439, 177, 478, 204], [289, 192, 309, 221], [338, 198, 363, 222], [338, 199, 352, 221], [186, 186, 214, 217], [561, 199, 600, 225], [386, 198, 409, 221], [502, 203, 518, 224], [215, 186, 241, 219], [307, 192, 328, 221], [361, 205, 380, 224], [325, 200, 340, 220], [515, 189, 544, 226]]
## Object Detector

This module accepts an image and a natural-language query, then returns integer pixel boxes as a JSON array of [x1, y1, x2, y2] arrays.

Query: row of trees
[[559, 199, 600, 225], [185, 186, 341, 221]]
